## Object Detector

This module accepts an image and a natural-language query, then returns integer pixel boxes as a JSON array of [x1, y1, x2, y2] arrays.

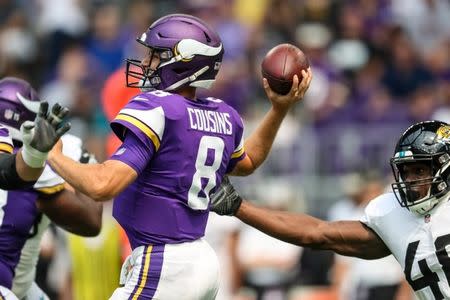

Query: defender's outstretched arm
[[211, 177, 390, 259], [237, 201, 390, 259]]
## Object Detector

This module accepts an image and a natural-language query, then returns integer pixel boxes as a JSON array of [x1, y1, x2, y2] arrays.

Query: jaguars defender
[[0, 77, 102, 300], [211, 121, 450, 300], [48, 14, 312, 299]]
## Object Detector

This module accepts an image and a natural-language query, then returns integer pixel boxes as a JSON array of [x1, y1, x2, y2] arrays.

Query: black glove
[[30, 102, 71, 152], [210, 176, 242, 216]]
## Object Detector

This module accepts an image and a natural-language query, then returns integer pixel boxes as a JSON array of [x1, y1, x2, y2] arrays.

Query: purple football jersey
[[0, 134, 81, 290], [110, 90, 245, 248], [0, 189, 41, 287], [0, 126, 18, 286]]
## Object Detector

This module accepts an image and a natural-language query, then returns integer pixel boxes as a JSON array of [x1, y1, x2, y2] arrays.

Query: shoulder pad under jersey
[[34, 134, 85, 194], [110, 91, 169, 152], [360, 193, 400, 229]]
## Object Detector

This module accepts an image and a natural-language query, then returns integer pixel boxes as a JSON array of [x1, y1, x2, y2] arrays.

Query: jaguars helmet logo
[[436, 125, 450, 142]]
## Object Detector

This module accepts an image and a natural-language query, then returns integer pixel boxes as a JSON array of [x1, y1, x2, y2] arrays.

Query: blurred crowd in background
[[0, 0, 449, 299]]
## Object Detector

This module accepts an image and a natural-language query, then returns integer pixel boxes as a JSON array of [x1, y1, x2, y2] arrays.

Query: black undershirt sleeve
[[0, 153, 36, 190]]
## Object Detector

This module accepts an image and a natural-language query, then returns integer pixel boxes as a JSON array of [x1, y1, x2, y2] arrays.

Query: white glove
[[20, 120, 48, 168]]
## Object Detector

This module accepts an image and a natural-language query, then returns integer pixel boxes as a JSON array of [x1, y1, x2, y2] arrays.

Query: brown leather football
[[261, 43, 310, 95]]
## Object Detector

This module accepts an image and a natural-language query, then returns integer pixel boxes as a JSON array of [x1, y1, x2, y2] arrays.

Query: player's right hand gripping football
[[20, 102, 71, 168], [210, 176, 243, 216], [264, 68, 313, 111]]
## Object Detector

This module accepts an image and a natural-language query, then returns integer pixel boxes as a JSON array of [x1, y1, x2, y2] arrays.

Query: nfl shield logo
[[4, 109, 13, 120]]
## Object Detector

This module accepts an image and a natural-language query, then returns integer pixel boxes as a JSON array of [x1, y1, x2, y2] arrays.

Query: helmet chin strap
[[410, 189, 450, 215], [164, 66, 209, 91], [407, 183, 433, 215], [413, 166, 450, 214], [410, 199, 437, 215]]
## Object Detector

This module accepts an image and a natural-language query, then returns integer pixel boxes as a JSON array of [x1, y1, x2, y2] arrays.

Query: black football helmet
[[391, 121, 450, 214]]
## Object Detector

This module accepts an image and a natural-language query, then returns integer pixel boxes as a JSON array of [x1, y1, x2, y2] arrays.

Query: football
[[261, 43, 310, 95]]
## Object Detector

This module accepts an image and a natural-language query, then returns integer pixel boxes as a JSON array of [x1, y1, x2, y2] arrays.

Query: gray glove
[[30, 102, 71, 152], [210, 176, 242, 216], [20, 102, 71, 168]]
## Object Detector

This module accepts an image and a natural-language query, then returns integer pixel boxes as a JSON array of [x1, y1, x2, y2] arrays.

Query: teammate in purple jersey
[[48, 14, 312, 299], [0, 77, 103, 300], [0, 80, 71, 191]]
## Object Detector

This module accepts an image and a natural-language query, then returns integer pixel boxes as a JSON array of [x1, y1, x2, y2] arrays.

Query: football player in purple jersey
[[48, 14, 312, 299], [0, 77, 103, 300], [0, 86, 71, 190]]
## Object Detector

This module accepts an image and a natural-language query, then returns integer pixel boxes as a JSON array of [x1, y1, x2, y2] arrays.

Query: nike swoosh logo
[[16, 92, 40, 113]]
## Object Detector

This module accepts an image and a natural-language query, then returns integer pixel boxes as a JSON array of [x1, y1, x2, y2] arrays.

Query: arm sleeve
[[109, 130, 155, 174], [0, 153, 36, 190]]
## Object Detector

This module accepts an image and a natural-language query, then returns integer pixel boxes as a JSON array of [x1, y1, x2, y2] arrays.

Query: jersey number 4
[[405, 234, 450, 299], [188, 136, 224, 210]]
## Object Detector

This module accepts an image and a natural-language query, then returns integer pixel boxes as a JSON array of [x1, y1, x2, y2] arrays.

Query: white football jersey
[[361, 192, 450, 300], [12, 134, 86, 299], [329, 199, 404, 300]]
